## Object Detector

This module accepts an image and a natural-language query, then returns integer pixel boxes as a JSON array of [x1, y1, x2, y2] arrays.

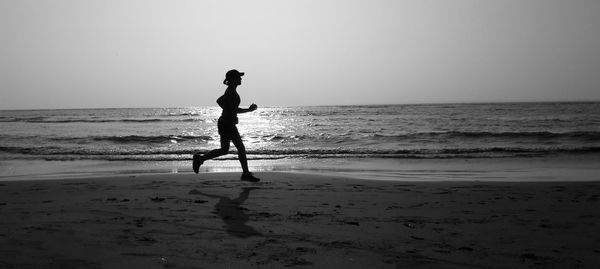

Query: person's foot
[[192, 153, 203, 174], [241, 172, 260, 182]]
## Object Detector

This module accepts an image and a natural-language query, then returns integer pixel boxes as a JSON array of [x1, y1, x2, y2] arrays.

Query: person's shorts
[[218, 118, 237, 138]]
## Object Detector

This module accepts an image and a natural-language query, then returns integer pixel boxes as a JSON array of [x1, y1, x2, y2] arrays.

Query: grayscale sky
[[1, 0, 600, 109]]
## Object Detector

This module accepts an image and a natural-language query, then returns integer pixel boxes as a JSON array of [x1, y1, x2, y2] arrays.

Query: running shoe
[[241, 172, 260, 182]]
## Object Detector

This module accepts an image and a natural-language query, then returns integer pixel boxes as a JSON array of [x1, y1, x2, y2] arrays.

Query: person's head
[[223, 69, 244, 86]]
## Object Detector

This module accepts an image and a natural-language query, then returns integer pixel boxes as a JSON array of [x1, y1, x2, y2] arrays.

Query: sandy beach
[[0, 172, 599, 268]]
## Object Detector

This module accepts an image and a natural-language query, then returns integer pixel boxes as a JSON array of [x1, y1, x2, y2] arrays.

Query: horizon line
[[1, 100, 599, 111]]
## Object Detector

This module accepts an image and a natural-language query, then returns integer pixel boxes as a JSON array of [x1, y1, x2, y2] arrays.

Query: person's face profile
[[233, 76, 242, 85]]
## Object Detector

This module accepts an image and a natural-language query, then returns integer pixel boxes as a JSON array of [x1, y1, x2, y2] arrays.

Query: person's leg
[[201, 135, 230, 161], [230, 127, 249, 173], [193, 121, 232, 173]]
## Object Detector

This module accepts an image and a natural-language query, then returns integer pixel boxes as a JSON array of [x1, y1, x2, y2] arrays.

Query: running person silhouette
[[193, 69, 260, 182]]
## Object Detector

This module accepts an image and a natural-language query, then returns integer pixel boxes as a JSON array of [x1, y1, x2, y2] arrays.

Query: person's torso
[[218, 91, 240, 124]]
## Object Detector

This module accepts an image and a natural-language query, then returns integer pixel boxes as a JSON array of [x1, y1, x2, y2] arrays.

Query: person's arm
[[236, 103, 257, 114]]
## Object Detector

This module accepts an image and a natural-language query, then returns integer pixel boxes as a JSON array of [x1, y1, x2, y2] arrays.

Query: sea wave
[[48, 135, 213, 144], [0, 117, 205, 123], [5, 130, 598, 145], [92, 135, 213, 144], [373, 131, 600, 141], [2, 145, 600, 161], [166, 112, 200, 116]]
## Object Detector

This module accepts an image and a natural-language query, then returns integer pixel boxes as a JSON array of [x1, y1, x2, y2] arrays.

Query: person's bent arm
[[237, 104, 257, 114]]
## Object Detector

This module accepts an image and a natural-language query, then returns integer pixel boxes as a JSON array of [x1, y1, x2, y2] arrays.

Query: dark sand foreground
[[1, 172, 599, 268]]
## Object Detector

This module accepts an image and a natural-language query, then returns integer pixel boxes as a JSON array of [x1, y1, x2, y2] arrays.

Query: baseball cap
[[226, 69, 244, 80]]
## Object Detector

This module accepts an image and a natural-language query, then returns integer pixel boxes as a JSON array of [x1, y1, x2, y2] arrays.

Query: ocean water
[[1, 102, 600, 180], [1, 102, 600, 163]]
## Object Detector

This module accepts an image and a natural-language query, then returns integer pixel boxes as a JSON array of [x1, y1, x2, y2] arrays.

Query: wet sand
[[1, 172, 599, 268]]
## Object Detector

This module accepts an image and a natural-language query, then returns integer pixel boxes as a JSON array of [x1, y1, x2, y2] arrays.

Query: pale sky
[[1, 0, 599, 109]]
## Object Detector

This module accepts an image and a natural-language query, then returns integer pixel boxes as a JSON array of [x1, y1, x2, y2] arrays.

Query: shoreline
[[1, 172, 599, 268], [2, 154, 600, 182]]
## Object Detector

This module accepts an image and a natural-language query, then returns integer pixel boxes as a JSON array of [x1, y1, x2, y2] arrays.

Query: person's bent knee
[[218, 148, 229, 156]]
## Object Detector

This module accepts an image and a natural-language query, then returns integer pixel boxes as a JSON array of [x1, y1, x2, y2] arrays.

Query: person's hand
[[249, 103, 258, 111]]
